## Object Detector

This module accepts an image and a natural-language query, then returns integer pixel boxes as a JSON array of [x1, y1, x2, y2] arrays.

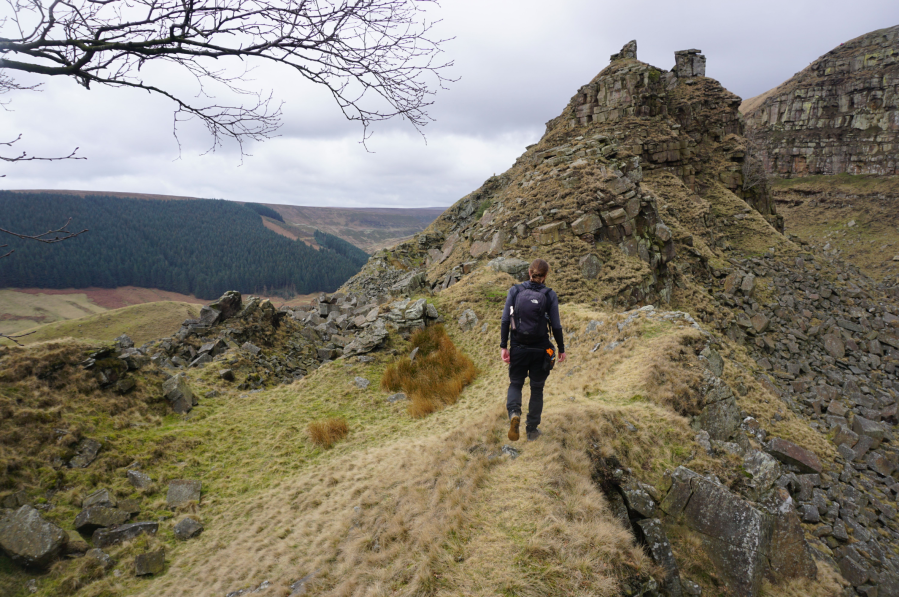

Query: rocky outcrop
[[742, 25, 899, 177], [143, 290, 443, 396], [341, 41, 781, 308]]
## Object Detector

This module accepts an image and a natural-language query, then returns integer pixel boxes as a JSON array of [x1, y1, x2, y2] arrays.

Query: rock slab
[[167, 480, 201, 508], [173, 517, 204, 540], [93, 521, 158, 549], [0, 505, 68, 569], [134, 548, 165, 576]]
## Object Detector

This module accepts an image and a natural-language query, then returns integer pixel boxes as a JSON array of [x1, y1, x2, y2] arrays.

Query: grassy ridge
[[0, 268, 842, 597]]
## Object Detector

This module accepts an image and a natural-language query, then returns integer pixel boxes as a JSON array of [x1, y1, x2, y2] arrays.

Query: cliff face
[[344, 41, 781, 308], [742, 25, 899, 178]]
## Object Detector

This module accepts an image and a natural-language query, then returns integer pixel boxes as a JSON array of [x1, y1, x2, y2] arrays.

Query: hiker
[[500, 258, 566, 441]]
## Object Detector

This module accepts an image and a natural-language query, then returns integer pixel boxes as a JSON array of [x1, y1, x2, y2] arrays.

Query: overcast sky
[[2, 1, 897, 208]]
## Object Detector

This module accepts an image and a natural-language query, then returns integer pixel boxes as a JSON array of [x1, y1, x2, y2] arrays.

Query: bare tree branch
[[0, 0, 456, 156], [0, 70, 84, 164], [0, 216, 89, 258], [0, 133, 84, 170], [0, 329, 35, 346]]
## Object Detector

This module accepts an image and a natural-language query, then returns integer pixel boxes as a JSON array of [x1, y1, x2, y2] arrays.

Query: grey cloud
[[2, 0, 898, 207]]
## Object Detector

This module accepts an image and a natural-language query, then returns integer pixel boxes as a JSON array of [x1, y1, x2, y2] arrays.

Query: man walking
[[500, 258, 566, 441]]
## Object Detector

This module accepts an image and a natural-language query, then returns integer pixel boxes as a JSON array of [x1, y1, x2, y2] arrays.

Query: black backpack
[[510, 284, 551, 344]]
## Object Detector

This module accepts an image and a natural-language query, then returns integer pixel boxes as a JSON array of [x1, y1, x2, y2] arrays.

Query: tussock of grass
[[381, 324, 477, 417], [307, 418, 349, 448]]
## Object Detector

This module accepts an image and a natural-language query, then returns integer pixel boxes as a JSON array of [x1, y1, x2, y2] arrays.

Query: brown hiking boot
[[526, 428, 542, 441], [508, 413, 521, 441]]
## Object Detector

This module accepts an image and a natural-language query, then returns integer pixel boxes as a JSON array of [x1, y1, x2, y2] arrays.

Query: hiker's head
[[529, 259, 549, 283]]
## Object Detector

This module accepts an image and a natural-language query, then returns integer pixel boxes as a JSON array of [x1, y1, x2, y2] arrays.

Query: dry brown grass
[[381, 324, 477, 417], [307, 417, 349, 449], [641, 330, 707, 417]]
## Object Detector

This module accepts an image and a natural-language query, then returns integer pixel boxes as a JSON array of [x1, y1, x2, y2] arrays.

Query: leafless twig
[[0, 329, 35, 346], [0, 216, 89, 258], [0, 0, 455, 156]]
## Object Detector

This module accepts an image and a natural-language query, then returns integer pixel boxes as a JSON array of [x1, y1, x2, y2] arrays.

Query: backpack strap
[[509, 283, 524, 330]]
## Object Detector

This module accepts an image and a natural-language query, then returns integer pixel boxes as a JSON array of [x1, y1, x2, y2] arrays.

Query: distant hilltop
[[5, 189, 447, 252]]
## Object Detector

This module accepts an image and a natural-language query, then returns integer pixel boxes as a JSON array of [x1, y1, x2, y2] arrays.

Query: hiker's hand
[[501, 348, 510, 363], [558, 352, 567, 363]]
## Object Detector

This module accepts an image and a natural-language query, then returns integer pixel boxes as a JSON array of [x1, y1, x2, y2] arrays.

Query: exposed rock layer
[[742, 25, 899, 177]]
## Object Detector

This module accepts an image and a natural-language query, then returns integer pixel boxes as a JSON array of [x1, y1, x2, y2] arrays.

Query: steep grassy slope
[[771, 175, 899, 282], [3, 301, 202, 347]]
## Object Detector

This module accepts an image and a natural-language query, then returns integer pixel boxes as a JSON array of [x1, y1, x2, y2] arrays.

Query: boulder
[[343, 319, 388, 355], [162, 374, 195, 414], [68, 438, 102, 468], [242, 342, 262, 356], [740, 274, 756, 296], [469, 239, 490, 258], [823, 334, 845, 359], [697, 383, 740, 441], [742, 450, 781, 499], [536, 222, 565, 245], [635, 518, 682, 597], [92, 521, 158, 548], [118, 499, 141, 517], [74, 507, 130, 534], [85, 548, 115, 570], [219, 369, 235, 382], [167, 480, 201, 508], [766, 438, 822, 474], [207, 291, 242, 321], [458, 309, 479, 332], [1, 490, 28, 509], [189, 353, 212, 368], [488, 257, 529, 281], [750, 313, 769, 334], [114, 334, 134, 349], [198, 306, 221, 327], [851, 416, 885, 448], [579, 254, 603, 279], [678, 474, 771, 597], [199, 339, 228, 357], [173, 517, 204, 540], [571, 213, 602, 236], [833, 425, 859, 448], [134, 548, 165, 576], [619, 479, 656, 518], [82, 488, 116, 509], [127, 470, 153, 490], [0, 506, 68, 569], [405, 298, 427, 320], [760, 487, 817, 583], [700, 346, 724, 377]]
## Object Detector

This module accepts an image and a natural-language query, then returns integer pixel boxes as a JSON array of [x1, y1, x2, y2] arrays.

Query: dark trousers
[[506, 344, 550, 431]]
